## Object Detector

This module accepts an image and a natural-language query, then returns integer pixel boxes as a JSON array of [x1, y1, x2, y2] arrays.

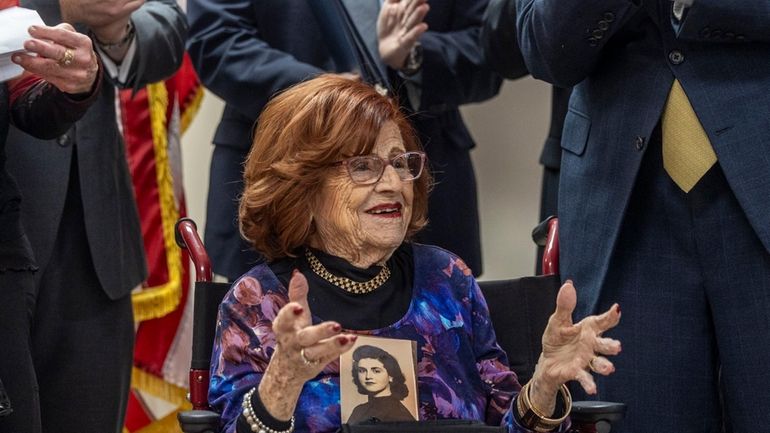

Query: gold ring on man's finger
[[58, 48, 75, 66], [588, 356, 600, 373], [300, 348, 320, 366]]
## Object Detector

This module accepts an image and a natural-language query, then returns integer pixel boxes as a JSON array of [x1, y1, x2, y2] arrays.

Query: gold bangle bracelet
[[516, 381, 572, 432]]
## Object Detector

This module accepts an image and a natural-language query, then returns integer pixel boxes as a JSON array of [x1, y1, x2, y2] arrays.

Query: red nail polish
[[293, 306, 304, 315], [615, 304, 621, 314], [331, 323, 341, 332], [349, 335, 357, 342], [292, 268, 299, 277], [338, 336, 349, 345]]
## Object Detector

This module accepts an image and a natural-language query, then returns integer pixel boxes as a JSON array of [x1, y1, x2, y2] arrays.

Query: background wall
[[181, 76, 552, 280]]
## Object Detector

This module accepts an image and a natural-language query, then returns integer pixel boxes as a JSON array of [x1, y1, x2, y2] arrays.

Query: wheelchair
[[175, 217, 625, 433]]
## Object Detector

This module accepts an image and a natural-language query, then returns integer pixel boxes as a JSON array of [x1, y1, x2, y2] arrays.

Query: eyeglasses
[[336, 151, 426, 185]]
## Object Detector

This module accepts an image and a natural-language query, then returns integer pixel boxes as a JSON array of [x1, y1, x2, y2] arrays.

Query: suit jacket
[[516, 0, 770, 316], [6, 0, 188, 299], [187, 0, 501, 277]]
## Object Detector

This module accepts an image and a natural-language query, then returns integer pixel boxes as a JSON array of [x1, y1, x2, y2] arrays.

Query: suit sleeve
[[480, 0, 529, 80], [186, 0, 324, 120], [415, 0, 503, 110], [676, 1, 770, 43], [119, 0, 187, 90], [9, 69, 102, 139], [515, 0, 641, 88]]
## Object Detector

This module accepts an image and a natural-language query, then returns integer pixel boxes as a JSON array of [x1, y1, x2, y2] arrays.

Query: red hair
[[239, 74, 431, 260]]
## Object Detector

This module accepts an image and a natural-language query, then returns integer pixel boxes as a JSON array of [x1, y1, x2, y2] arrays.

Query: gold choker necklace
[[304, 249, 391, 294]]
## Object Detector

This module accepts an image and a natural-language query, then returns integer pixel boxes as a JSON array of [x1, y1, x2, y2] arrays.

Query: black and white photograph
[[339, 335, 419, 424]]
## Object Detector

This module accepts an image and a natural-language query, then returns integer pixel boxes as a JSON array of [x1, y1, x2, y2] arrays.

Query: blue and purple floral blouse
[[209, 244, 558, 433]]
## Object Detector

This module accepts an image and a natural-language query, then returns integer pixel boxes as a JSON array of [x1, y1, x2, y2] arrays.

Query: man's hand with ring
[[12, 23, 99, 95]]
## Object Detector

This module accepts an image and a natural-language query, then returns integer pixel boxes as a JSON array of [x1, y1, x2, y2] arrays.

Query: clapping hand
[[529, 281, 622, 413], [258, 271, 357, 420], [377, 0, 429, 70], [12, 23, 98, 95]]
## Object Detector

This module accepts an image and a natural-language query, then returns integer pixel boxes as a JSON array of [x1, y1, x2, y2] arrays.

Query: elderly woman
[[210, 75, 622, 433]]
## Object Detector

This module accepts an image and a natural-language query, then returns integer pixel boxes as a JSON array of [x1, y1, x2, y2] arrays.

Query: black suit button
[[712, 29, 722, 39], [57, 134, 71, 147], [592, 29, 604, 39], [634, 136, 645, 151], [669, 50, 684, 65], [603, 12, 615, 22], [725, 32, 735, 40], [598, 20, 610, 31], [700, 27, 711, 38]]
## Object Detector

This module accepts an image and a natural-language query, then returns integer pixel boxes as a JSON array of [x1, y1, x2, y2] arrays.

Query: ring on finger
[[58, 48, 74, 67], [300, 348, 320, 366], [588, 355, 600, 373]]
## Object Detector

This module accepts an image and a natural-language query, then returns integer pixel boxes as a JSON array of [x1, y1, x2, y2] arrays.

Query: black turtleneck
[[269, 243, 414, 330]]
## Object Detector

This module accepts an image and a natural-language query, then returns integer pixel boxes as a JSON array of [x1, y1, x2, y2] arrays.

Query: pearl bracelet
[[241, 388, 295, 433]]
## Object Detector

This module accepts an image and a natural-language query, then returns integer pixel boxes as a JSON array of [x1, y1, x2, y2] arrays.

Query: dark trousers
[[575, 133, 770, 432], [205, 145, 262, 281], [0, 265, 41, 433], [31, 157, 134, 433], [415, 141, 482, 276]]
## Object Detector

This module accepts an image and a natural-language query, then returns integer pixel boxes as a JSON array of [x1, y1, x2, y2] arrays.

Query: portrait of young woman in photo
[[348, 345, 416, 424]]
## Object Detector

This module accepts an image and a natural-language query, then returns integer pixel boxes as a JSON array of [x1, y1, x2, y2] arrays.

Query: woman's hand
[[12, 23, 99, 95], [377, 0, 429, 70], [529, 281, 622, 414], [258, 271, 358, 421]]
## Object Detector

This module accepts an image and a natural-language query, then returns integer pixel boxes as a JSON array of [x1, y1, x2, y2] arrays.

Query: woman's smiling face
[[310, 121, 414, 265]]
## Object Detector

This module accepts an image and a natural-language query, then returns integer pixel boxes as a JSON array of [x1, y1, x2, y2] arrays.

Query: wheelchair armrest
[[178, 409, 220, 433], [569, 401, 626, 432]]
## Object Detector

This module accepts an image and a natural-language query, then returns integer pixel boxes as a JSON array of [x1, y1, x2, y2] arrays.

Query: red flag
[[120, 52, 204, 432], [0, 0, 19, 10]]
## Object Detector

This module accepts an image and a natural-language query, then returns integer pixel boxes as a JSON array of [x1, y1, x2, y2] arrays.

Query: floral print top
[[209, 244, 558, 433]]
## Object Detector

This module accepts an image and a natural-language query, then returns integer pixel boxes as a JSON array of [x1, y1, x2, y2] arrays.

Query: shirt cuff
[[96, 37, 137, 86]]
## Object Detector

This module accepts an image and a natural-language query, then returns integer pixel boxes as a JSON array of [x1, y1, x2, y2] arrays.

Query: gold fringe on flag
[[131, 82, 184, 322], [180, 85, 204, 135], [130, 366, 191, 408]]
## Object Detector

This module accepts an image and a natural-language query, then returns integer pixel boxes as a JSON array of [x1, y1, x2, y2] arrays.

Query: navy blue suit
[[187, 0, 501, 280], [517, 1, 770, 431]]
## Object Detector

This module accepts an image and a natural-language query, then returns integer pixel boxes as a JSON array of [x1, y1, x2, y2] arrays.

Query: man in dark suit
[[6, 1, 187, 432], [516, 1, 770, 431], [187, 0, 501, 281], [480, 0, 571, 273]]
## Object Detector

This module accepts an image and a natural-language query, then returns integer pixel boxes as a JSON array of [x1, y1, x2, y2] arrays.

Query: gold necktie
[[661, 79, 717, 192]]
